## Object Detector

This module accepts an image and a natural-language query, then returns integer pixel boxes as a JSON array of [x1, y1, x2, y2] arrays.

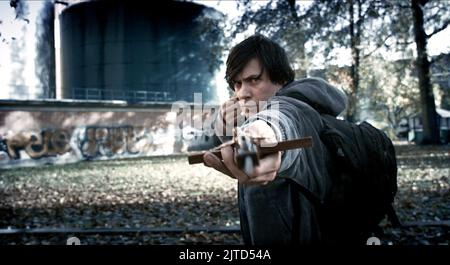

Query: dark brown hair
[[225, 34, 295, 90]]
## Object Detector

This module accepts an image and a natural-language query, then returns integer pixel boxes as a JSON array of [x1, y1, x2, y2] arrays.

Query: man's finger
[[221, 98, 239, 118], [251, 168, 278, 179], [203, 152, 235, 178], [221, 146, 249, 183], [246, 171, 277, 185], [251, 151, 281, 177], [222, 99, 242, 127]]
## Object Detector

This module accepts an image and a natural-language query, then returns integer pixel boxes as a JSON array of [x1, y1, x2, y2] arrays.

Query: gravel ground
[[0, 145, 448, 245], [381, 145, 449, 245]]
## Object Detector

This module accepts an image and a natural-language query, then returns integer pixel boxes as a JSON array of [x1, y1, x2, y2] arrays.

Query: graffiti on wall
[[5, 129, 71, 159], [73, 125, 153, 159], [0, 125, 155, 162]]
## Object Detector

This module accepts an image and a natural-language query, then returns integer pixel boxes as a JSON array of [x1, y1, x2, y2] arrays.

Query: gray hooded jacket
[[241, 77, 347, 201], [210, 77, 347, 244]]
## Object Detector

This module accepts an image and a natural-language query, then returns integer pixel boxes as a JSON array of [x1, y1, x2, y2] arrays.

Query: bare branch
[[398, 3, 412, 9], [363, 33, 393, 59], [426, 19, 450, 38], [396, 40, 414, 46], [54, 1, 69, 6]]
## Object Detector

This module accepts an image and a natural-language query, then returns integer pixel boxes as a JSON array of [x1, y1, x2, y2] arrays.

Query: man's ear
[[273, 82, 283, 91]]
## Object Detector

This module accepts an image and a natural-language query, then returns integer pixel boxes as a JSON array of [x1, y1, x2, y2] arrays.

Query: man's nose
[[237, 83, 251, 100]]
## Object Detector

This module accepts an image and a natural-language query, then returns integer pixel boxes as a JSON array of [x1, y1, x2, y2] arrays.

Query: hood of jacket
[[276, 77, 347, 117]]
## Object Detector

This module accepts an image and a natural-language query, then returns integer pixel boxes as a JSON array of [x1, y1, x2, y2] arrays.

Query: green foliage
[[193, 7, 230, 74], [231, 0, 310, 76], [359, 56, 420, 135], [230, 0, 448, 129]]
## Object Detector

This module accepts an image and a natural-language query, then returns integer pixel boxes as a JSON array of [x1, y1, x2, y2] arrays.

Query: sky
[[0, 0, 449, 100], [0, 0, 43, 99]]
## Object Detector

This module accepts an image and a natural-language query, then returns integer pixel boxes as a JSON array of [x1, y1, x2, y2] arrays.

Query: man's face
[[232, 58, 282, 117]]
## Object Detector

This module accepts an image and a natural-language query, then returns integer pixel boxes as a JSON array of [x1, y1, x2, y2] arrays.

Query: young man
[[203, 34, 347, 245]]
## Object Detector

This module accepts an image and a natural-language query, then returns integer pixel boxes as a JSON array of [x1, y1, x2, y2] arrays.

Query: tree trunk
[[287, 0, 307, 78], [36, 1, 56, 99], [347, 0, 361, 123], [411, 0, 440, 144]]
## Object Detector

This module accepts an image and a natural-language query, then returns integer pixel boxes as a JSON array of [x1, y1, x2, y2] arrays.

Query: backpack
[[316, 114, 401, 244], [283, 89, 400, 243]]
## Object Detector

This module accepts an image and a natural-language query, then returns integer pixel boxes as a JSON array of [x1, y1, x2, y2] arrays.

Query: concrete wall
[[0, 99, 217, 168]]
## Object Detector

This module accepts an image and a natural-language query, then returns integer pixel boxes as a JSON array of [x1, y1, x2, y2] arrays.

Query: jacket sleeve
[[241, 97, 332, 201]]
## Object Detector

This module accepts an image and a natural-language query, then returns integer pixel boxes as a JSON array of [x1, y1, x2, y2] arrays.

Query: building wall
[[0, 100, 216, 168], [60, 1, 222, 103]]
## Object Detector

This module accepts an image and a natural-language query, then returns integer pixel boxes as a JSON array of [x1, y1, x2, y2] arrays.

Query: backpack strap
[[387, 204, 402, 227], [290, 180, 301, 245], [288, 178, 324, 207], [287, 178, 324, 244]]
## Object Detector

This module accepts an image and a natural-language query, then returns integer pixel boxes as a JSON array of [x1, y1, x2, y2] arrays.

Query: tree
[[231, 0, 448, 136], [9, 0, 29, 23], [361, 56, 420, 137], [431, 53, 450, 110], [35, 0, 56, 99], [1, 0, 29, 43], [305, 0, 402, 123], [410, 0, 447, 144], [231, 0, 311, 77], [384, 0, 449, 144], [234, 0, 395, 122]]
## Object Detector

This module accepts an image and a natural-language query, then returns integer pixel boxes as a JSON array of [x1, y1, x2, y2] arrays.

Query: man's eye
[[251, 78, 259, 83]]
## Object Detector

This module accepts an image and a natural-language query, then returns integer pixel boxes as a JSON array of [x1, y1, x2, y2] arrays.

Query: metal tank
[[59, 0, 223, 103]]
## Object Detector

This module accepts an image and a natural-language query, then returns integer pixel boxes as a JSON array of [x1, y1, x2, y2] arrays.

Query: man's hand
[[204, 120, 281, 185], [215, 97, 245, 137]]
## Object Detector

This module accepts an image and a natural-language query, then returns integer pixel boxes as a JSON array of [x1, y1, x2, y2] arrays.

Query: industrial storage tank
[[59, 0, 224, 103]]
